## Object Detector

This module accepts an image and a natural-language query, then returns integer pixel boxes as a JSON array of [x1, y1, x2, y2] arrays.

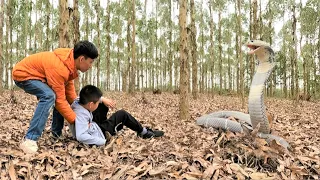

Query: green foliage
[[0, 0, 319, 99]]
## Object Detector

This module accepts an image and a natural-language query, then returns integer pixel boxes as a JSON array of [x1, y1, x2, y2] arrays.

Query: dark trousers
[[92, 103, 144, 137]]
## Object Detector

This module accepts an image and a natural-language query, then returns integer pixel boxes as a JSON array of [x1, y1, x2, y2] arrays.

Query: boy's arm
[[65, 80, 77, 104], [75, 111, 106, 146]]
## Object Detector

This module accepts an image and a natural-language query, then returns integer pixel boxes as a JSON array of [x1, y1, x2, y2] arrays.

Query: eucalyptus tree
[[279, 22, 293, 98], [208, 0, 215, 94], [0, 0, 4, 90], [28, 1, 32, 54], [221, 16, 235, 92], [190, 0, 198, 99], [105, 0, 111, 91], [79, 0, 93, 85], [136, 9, 148, 90], [249, 0, 258, 82], [214, 0, 227, 95], [129, 0, 136, 93], [261, 0, 281, 97], [109, 1, 125, 91], [18, 0, 31, 57], [5, 0, 17, 88], [168, 0, 173, 91], [157, 0, 173, 91], [195, 1, 210, 93], [58, 0, 70, 48], [290, 1, 299, 100], [73, 0, 80, 91], [300, 0, 319, 98], [145, 17, 157, 89], [44, 0, 51, 51], [236, 0, 244, 107], [179, 0, 189, 120], [94, 0, 101, 87]]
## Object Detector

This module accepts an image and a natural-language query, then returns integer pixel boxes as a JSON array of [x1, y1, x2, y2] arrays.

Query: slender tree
[[237, 0, 244, 107], [190, 0, 197, 99], [129, 0, 136, 94], [168, 0, 173, 91], [105, 0, 111, 91], [59, 0, 70, 47], [218, 8, 222, 95], [291, 4, 299, 100], [95, 0, 101, 87], [73, 0, 80, 92], [209, 0, 215, 95], [179, 0, 189, 120], [0, 0, 4, 91]]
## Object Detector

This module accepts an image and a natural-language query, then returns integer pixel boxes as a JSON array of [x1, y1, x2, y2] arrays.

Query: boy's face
[[78, 56, 94, 73], [88, 101, 100, 112]]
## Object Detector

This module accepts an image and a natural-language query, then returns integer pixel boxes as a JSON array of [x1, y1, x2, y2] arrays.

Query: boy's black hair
[[79, 85, 102, 105], [74, 40, 99, 59]]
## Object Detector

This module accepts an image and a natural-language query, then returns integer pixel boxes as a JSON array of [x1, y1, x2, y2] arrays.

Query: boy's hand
[[101, 97, 116, 109]]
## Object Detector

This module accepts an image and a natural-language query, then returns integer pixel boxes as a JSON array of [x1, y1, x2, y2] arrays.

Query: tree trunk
[[250, 0, 258, 82], [168, 0, 173, 91], [291, 4, 298, 100], [73, 0, 80, 92], [34, 0, 38, 52], [95, 0, 101, 87], [45, 0, 50, 51], [227, 48, 232, 90], [129, 0, 136, 94], [59, 0, 69, 48], [190, 0, 197, 99], [0, 0, 4, 91], [179, 0, 189, 120], [105, 0, 111, 91], [123, 18, 131, 92], [29, 1, 32, 55], [237, 0, 244, 108], [209, 1, 215, 95], [83, 1, 89, 85], [218, 10, 222, 95]]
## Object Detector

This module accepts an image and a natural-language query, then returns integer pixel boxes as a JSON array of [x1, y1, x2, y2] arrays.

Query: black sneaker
[[139, 128, 164, 139]]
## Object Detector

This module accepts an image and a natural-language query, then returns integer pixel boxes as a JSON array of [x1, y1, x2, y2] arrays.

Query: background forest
[[0, 0, 320, 179], [0, 0, 320, 100]]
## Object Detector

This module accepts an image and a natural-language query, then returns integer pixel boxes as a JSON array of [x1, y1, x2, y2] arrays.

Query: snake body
[[197, 40, 290, 149]]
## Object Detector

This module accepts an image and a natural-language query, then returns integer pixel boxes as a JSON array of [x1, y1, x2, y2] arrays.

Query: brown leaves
[[0, 91, 319, 179]]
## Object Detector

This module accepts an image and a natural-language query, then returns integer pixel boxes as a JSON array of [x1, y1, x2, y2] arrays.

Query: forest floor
[[0, 90, 319, 179]]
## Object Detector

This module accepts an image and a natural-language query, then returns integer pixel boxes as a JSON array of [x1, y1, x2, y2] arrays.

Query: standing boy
[[12, 41, 98, 153]]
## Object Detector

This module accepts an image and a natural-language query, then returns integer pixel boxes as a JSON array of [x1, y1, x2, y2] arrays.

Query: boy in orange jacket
[[12, 40, 98, 154]]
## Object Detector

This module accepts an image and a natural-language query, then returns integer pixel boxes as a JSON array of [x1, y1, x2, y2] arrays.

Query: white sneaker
[[20, 139, 38, 154]]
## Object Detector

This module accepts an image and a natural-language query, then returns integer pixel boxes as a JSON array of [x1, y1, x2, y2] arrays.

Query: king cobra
[[196, 40, 290, 150]]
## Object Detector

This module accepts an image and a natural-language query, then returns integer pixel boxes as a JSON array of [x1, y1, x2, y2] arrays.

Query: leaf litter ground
[[0, 90, 319, 179]]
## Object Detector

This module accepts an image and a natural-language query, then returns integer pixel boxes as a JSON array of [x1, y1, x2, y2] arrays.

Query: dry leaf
[[148, 166, 166, 176], [202, 163, 221, 179], [8, 163, 17, 180], [250, 172, 267, 179]]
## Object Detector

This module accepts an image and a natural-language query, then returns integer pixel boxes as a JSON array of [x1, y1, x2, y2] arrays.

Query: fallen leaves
[[0, 90, 319, 179]]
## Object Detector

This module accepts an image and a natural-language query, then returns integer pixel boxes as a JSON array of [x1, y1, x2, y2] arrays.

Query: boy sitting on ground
[[70, 85, 164, 145]]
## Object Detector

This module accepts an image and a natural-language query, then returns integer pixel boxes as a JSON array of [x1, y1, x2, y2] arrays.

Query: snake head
[[245, 40, 270, 55]]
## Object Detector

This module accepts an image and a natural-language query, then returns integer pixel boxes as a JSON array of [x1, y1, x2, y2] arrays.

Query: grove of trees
[[0, 0, 319, 102]]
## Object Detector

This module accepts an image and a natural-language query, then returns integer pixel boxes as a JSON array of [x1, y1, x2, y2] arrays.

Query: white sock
[[140, 127, 148, 135]]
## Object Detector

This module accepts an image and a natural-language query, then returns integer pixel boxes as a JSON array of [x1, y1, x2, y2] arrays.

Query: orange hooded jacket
[[12, 48, 78, 123]]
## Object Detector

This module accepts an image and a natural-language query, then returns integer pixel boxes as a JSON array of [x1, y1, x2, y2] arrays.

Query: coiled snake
[[196, 40, 290, 150]]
